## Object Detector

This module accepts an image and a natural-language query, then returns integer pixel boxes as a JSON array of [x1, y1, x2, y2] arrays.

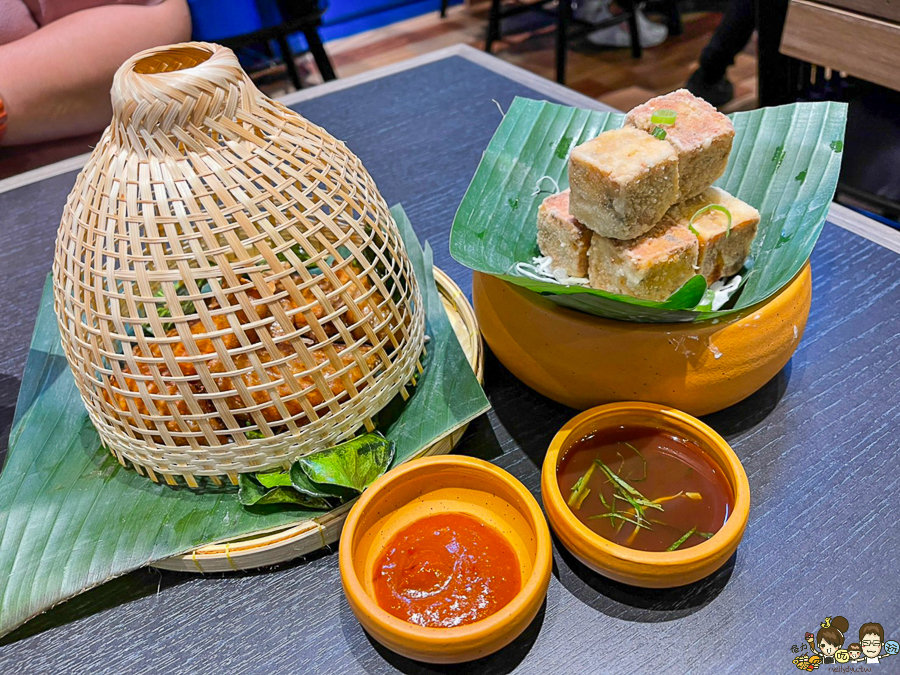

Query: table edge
[[826, 202, 900, 254], [0, 45, 897, 255]]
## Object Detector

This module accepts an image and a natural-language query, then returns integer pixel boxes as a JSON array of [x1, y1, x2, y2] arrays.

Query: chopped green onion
[[596, 460, 657, 506], [614, 492, 664, 513], [698, 531, 715, 539], [667, 526, 697, 551], [595, 459, 663, 533], [570, 476, 585, 498], [650, 126, 667, 140], [623, 442, 647, 481], [690, 204, 733, 239], [614, 492, 645, 520], [599, 488, 617, 517], [572, 488, 591, 509], [568, 463, 596, 509], [650, 108, 677, 125], [589, 512, 652, 530]]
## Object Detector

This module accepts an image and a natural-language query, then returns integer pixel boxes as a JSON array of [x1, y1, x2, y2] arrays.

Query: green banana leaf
[[0, 205, 489, 639], [450, 97, 847, 322]]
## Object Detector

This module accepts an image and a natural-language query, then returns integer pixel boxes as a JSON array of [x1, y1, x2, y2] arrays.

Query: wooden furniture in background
[[326, 6, 752, 113], [485, 0, 644, 83], [781, 0, 900, 93], [212, 0, 336, 90], [483, 1, 683, 84]]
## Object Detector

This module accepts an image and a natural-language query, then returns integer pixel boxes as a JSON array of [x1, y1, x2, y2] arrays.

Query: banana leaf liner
[[450, 97, 847, 322], [0, 205, 489, 639]]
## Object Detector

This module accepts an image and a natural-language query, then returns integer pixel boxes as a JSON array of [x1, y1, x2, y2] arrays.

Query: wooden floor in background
[[280, 4, 758, 113]]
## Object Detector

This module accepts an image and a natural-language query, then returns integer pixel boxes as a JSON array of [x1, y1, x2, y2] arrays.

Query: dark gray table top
[[0, 46, 898, 675]]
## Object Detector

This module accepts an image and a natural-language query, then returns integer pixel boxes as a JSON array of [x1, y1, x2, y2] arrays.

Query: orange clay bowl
[[339, 455, 552, 664], [473, 262, 811, 416], [541, 402, 750, 588]]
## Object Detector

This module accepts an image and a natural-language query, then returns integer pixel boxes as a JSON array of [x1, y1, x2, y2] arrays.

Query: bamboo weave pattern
[[52, 43, 424, 486]]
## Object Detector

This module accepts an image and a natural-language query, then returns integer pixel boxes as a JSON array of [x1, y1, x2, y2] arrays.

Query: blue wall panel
[[189, 0, 463, 44]]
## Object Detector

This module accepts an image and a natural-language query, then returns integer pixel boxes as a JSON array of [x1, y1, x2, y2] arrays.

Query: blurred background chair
[[482, 1, 682, 84], [188, 0, 336, 90], [486, 0, 640, 84]]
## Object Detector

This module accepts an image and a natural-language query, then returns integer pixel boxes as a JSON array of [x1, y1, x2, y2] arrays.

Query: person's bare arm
[[0, 0, 191, 145]]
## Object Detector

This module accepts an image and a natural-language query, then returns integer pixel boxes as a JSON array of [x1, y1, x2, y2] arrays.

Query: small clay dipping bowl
[[339, 455, 552, 664], [541, 402, 750, 588]]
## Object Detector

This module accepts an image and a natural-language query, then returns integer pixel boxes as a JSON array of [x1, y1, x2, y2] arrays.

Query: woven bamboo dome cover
[[52, 43, 425, 486]]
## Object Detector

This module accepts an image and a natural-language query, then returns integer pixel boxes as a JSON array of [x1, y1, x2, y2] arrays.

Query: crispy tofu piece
[[626, 89, 734, 201], [568, 126, 680, 240], [536, 189, 591, 277], [666, 186, 759, 283], [588, 219, 699, 302]]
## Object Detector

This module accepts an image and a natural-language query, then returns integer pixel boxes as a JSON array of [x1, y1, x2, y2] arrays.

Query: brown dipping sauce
[[372, 512, 521, 628], [557, 425, 733, 552]]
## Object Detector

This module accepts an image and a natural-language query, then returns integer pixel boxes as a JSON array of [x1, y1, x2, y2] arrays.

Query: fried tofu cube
[[536, 189, 591, 277], [568, 126, 680, 240], [626, 89, 734, 201], [587, 219, 699, 302], [666, 186, 759, 283]]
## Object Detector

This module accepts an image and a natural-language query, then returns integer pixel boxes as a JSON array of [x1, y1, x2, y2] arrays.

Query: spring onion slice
[[651, 126, 667, 140], [572, 488, 591, 509], [597, 462, 658, 506], [568, 463, 596, 509], [589, 512, 651, 530], [689, 204, 733, 239], [650, 108, 677, 125], [667, 526, 697, 551]]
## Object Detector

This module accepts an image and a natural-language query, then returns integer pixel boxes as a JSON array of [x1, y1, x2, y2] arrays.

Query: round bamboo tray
[[153, 267, 481, 572]]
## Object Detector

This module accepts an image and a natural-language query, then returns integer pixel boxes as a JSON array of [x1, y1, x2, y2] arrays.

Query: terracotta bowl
[[473, 262, 811, 416], [541, 402, 750, 588], [339, 455, 552, 664]]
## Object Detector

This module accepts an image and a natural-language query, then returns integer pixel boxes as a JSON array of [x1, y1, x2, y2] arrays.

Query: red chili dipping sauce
[[372, 512, 521, 628]]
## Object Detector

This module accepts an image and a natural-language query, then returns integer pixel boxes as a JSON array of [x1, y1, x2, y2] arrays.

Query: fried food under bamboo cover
[[105, 262, 392, 447]]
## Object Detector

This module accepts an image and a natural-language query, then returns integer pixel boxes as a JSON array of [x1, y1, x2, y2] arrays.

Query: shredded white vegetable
[[514, 256, 589, 287], [515, 257, 744, 310], [708, 274, 742, 311], [531, 175, 561, 196]]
